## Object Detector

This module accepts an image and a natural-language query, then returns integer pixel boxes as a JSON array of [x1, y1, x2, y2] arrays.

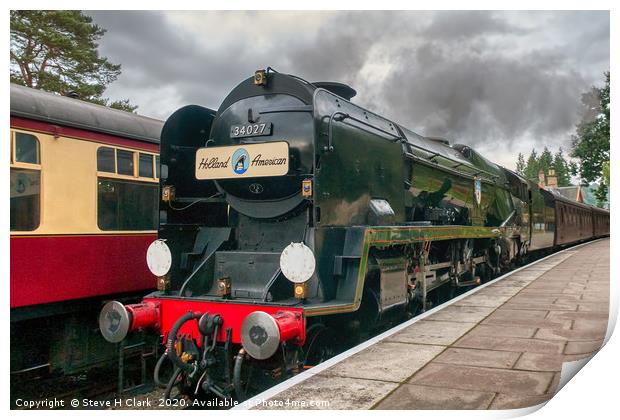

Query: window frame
[[95, 145, 159, 232], [10, 130, 43, 232], [138, 152, 155, 178], [13, 131, 41, 166], [95, 145, 159, 183], [96, 177, 159, 231]]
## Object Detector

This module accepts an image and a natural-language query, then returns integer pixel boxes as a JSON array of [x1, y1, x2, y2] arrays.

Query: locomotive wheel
[[302, 324, 338, 368]]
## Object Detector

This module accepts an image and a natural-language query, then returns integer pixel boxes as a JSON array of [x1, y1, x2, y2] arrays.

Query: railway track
[[11, 368, 118, 409]]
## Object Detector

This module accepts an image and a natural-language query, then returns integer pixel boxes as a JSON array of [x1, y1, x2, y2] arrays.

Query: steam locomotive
[[99, 69, 609, 401]]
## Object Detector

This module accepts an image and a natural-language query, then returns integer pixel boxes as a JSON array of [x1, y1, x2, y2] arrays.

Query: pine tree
[[553, 148, 572, 187], [523, 149, 539, 182], [515, 153, 525, 175], [538, 147, 554, 183], [10, 11, 137, 112]]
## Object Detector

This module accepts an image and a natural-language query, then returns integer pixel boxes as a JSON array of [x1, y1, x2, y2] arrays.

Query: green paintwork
[[160, 74, 534, 318], [306, 224, 501, 316], [313, 90, 406, 226], [311, 88, 516, 230]]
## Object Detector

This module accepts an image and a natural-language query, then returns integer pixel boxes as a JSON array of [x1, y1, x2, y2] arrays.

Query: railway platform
[[246, 238, 610, 410]]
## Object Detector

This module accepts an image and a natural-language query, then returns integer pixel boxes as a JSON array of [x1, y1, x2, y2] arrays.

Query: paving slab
[[484, 308, 548, 321], [374, 384, 495, 410], [454, 335, 566, 354], [425, 305, 495, 323], [410, 363, 555, 395], [578, 303, 610, 312], [319, 341, 444, 382], [500, 302, 579, 311], [534, 326, 606, 342], [546, 310, 609, 322], [481, 316, 571, 330], [259, 375, 399, 410], [564, 352, 595, 362], [453, 293, 513, 307], [577, 295, 610, 303], [517, 291, 582, 299], [465, 324, 537, 339], [480, 286, 524, 295], [572, 318, 609, 332], [514, 352, 562, 372], [385, 320, 476, 346], [434, 347, 520, 369], [480, 278, 532, 288], [508, 295, 563, 304], [564, 339, 604, 355], [489, 393, 553, 409]]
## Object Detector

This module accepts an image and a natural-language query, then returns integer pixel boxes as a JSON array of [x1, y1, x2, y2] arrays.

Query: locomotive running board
[[305, 225, 501, 317]]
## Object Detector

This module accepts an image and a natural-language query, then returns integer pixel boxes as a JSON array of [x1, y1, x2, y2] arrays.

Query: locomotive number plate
[[230, 122, 272, 138]]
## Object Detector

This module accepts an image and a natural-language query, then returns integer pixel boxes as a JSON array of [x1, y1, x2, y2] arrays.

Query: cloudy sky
[[86, 10, 609, 170]]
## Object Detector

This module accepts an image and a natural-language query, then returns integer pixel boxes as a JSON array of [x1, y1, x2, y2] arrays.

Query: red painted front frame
[[143, 297, 306, 346], [11, 234, 156, 307]]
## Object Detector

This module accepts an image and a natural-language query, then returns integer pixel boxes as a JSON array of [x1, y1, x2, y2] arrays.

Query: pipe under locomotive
[[99, 69, 609, 401]]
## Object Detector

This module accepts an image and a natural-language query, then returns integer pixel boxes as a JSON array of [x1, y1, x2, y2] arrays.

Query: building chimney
[[547, 167, 557, 189], [576, 185, 583, 203], [538, 169, 545, 188]]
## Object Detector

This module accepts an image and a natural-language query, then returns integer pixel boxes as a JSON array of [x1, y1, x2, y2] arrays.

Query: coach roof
[[10, 83, 163, 144]]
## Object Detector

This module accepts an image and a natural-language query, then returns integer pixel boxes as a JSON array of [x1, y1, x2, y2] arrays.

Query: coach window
[[139, 153, 154, 178], [155, 156, 160, 178], [15, 132, 40, 164], [117, 150, 134, 176], [11, 169, 41, 231], [98, 179, 158, 230], [10, 132, 41, 231], [96, 145, 159, 230], [97, 147, 116, 172]]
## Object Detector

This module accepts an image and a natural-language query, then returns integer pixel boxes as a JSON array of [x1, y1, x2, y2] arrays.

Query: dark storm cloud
[[423, 10, 524, 40], [280, 10, 607, 151], [378, 38, 587, 143], [87, 10, 609, 157], [87, 10, 247, 109]]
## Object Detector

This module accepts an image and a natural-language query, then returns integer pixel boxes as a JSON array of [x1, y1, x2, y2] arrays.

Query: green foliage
[[515, 153, 525, 175], [602, 160, 610, 187], [595, 183, 608, 208], [90, 97, 138, 113], [516, 147, 572, 187], [10, 10, 137, 112], [523, 149, 539, 182], [538, 147, 554, 181], [553, 148, 572, 187], [571, 72, 610, 201]]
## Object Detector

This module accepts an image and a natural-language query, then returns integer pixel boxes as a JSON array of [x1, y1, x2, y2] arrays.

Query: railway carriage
[[10, 84, 162, 376], [98, 69, 609, 401]]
